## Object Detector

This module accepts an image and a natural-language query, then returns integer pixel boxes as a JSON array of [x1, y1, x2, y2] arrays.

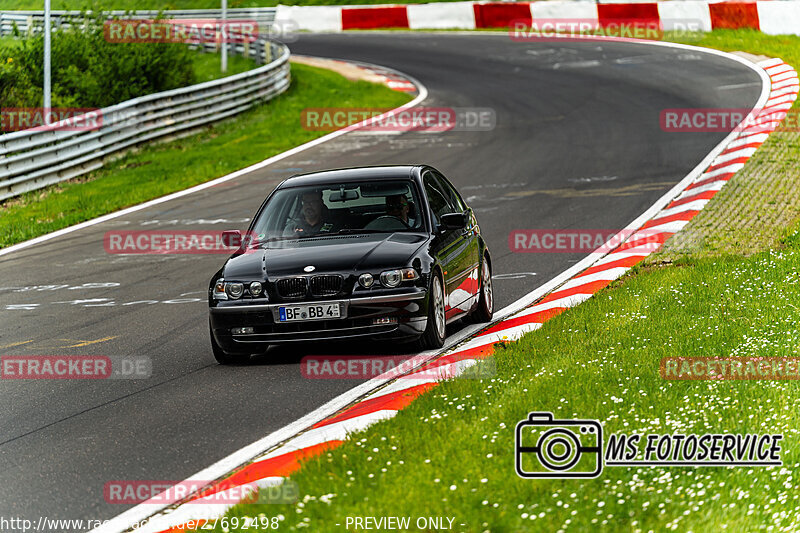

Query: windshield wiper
[[250, 235, 299, 247], [332, 228, 395, 235]]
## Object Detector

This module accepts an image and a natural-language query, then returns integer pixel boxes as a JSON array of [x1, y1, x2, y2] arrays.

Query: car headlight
[[379, 268, 418, 288], [226, 282, 244, 299], [358, 273, 374, 288], [249, 281, 263, 297], [213, 280, 228, 300], [214, 280, 267, 300]]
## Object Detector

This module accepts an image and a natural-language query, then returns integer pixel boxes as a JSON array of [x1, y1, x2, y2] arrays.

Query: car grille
[[310, 274, 343, 297], [276, 277, 307, 299]]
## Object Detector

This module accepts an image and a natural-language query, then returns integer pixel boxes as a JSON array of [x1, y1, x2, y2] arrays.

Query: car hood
[[222, 233, 428, 280]]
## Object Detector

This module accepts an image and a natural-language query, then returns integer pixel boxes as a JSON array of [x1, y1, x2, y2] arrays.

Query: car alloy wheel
[[482, 256, 493, 314], [471, 254, 494, 323], [433, 276, 446, 339]]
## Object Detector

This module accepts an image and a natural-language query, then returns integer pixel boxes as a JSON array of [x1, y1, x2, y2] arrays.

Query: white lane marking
[[553, 60, 601, 69], [699, 163, 745, 179], [254, 410, 398, 462], [512, 293, 594, 318], [492, 272, 538, 280], [676, 180, 727, 199], [714, 147, 758, 164], [656, 199, 709, 218], [591, 252, 650, 268], [726, 133, 769, 149], [629, 220, 689, 237], [559, 267, 631, 290], [717, 82, 763, 90]]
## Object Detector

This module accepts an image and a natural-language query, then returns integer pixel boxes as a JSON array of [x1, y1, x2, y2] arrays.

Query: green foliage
[[0, 14, 195, 109]]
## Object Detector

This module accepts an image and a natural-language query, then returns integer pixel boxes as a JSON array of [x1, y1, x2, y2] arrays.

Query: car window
[[423, 172, 457, 226], [433, 172, 467, 213]]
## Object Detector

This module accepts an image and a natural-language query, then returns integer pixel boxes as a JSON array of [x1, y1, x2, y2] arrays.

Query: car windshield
[[250, 180, 424, 243]]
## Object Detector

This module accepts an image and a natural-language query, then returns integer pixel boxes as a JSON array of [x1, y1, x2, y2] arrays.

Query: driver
[[386, 194, 411, 225], [284, 190, 335, 236]]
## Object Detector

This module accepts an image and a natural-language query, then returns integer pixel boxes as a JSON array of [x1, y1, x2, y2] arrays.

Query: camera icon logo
[[515, 412, 603, 479]]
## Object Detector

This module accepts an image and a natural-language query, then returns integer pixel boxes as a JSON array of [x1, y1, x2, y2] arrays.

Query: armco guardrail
[[0, 8, 278, 36], [0, 39, 290, 201]]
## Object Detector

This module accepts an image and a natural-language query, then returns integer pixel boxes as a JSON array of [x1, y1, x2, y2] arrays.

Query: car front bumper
[[209, 289, 428, 352]]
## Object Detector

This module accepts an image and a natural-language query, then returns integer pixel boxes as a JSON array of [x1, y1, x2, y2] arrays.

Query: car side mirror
[[439, 212, 468, 231], [221, 229, 242, 248]]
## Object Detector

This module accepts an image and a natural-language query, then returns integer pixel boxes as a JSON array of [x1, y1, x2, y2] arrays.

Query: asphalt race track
[[0, 33, 762, 524]]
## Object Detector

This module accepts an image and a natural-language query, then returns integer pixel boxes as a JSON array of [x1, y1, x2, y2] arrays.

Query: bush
[[0, 13, 196, 109]]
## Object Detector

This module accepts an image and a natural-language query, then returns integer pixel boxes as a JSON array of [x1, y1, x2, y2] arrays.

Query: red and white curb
[[293, 55, 419, 94], [275, 1, 800, 34], [94, 53, 797, 533]]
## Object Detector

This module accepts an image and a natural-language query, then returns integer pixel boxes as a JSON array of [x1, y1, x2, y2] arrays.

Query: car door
[[423, 171, 472, 318], [433, 170, 481, 307]]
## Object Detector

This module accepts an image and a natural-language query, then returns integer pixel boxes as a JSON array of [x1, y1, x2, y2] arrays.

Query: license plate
[[278, 303, 342, 322]]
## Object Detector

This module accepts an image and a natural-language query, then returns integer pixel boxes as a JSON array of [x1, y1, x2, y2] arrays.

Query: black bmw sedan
[[208, 165, 493, 364]]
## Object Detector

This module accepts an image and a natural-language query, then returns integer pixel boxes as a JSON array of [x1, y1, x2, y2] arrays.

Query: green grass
[[204, 29, 800, 533], [190, 49, 259, 82], [0, 62, 410, 247], [0, 36, 22, 48]]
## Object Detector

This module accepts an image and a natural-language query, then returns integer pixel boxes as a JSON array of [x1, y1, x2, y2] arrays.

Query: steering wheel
[[365, 215, 410, 231]]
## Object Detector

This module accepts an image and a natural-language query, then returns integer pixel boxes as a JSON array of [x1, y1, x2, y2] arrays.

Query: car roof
[[278, 165, 421, 188]]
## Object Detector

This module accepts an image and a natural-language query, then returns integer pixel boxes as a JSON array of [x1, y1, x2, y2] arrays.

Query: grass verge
[[0, 61, 411, 248], [206, 29, 800, 533], [658, 29, 800, 257]]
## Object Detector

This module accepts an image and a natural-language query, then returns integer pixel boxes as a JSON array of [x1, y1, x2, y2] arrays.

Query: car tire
[[210, 323, 251, 365], [471, 253, 494, 323], [416, 272, 447, 350]]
